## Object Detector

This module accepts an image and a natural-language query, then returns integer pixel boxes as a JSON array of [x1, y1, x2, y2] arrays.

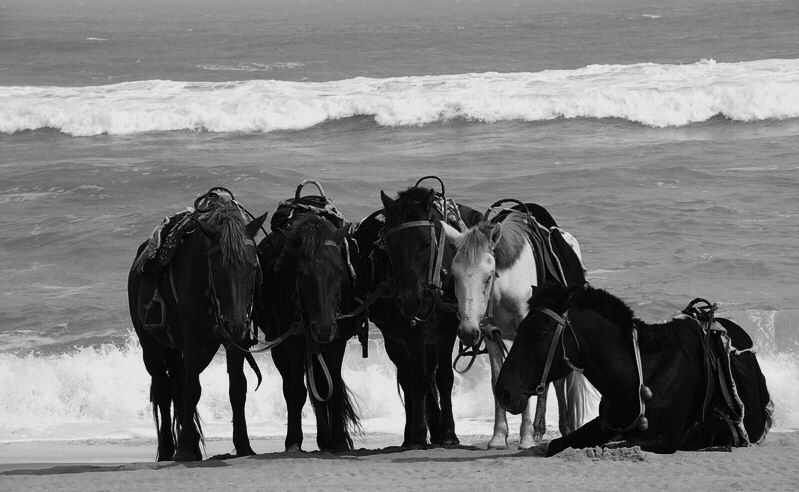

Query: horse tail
[[194, 410, 206, 452], [339, 381, 364, 447], [564, 371, 597, 432], [309, 349, 363, 451]]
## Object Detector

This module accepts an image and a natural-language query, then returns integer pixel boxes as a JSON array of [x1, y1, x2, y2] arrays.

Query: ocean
[[1, 0, 798, 448]]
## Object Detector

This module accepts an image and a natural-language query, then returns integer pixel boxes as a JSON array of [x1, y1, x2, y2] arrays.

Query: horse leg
[[485, 338, 509, 449], [312, 339, 358, 452], [519, 397, 537, 449], [225, 345, 255, 457], [272, 336, 307, 452], [546, 417, 615, 456], [553, 375, 580, 436], [405, 340, 429, 447], [383, 338, 413, 446], [433, 323, 459, 446], [138, 335, 175, 461], [174, 343, 217, 461], [424, 345, 443, 445]]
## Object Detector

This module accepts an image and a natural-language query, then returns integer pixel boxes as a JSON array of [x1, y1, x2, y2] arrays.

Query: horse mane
[[204, 201, 248, 264], [459, 212, 530, 270], [396, 186, 434, 205], [392, 186, 435, 219], [287, 214, 338, 258], [538, 282, 702, 352]]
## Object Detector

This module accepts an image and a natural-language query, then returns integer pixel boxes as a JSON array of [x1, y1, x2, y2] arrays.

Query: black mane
[[570, 285, 635, 333], [396, 186, 435, 205], [286, 214, 338, 258], [531, 282, 703, 352]]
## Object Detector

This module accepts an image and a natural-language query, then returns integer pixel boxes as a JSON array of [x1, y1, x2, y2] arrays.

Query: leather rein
[[532, 304, 651, 434]]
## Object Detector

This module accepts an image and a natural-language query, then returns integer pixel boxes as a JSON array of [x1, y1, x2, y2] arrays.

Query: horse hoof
[[236, 447, 256, 457], [487, 439, 508, 450], [173, 450, 199, 462], [442, 436, 460, 447], [285, 444, 302, 453]]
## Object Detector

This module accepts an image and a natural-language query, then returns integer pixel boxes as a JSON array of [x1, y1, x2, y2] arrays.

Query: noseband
[[533, 305, 651, 433]]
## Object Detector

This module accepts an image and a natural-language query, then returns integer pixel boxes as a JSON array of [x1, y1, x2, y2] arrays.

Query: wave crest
[[2, 58, 799, 136]]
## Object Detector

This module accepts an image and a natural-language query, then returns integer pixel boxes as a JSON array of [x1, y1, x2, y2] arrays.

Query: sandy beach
[[2, 431, 798, 491]]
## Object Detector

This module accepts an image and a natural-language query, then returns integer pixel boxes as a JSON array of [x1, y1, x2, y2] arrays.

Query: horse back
[[715, 317, 755, 351]]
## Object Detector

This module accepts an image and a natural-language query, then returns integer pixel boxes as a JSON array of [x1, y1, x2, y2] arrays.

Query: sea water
[[1, 0, 798, 446]]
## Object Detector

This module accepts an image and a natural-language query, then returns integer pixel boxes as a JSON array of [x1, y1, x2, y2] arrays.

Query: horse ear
[[195, 219, 220, 239], [380, 190, 397, 215], [245, 212, 268, 239], [489, 223, 502, 248], [441, 221, 465, 248]]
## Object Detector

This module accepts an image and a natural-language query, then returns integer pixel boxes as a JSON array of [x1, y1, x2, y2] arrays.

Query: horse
[[441, 204, 591, 449], [495, 281, 773, 455], [128, 195, 268, 461], [258, 213, 361, 452], [352, 182, 482, 447]]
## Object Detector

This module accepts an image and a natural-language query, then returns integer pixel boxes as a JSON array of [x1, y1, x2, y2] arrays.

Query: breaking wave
[[0, 307, 797, 443], [2, 58, 799, 136]]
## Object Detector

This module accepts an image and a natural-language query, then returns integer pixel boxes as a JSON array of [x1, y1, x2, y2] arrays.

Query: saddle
[[270, 180, 347, 232], [133, 188, 248, 336], [681, 299, 750, 447], [487, 199, 585, 287]]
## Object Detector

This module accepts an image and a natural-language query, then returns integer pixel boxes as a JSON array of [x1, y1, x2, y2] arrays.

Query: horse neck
[[491, 239, 537, 334], [172, 231, 210, 309], [568, 307, 644, 420]]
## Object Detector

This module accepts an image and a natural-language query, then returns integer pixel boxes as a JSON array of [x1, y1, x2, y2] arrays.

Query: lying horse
[[441, 203, 591, 449], [128, 192, 267, 461], [352, 181, 481, 447], [258, 212, 361, 452], [496, 281, 773, 455]]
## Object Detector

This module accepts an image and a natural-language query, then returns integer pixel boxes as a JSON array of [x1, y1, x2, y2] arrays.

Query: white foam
[[0, 325, 795, 444], [2, 58, 799, 136]]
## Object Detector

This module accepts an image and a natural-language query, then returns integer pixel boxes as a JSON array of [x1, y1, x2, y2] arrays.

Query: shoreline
[[2, 431, 798, 491]]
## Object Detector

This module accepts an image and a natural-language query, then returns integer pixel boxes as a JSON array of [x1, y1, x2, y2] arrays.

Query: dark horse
[[496, 281, 773, 455], [258, 213, 361, 452], [352, 183, 481, 447], [128, 196, 268, 461]]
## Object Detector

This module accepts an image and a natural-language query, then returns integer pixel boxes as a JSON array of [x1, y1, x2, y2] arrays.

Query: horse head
[[282, 214, 350, 344], [441, 220, 501, 346], [195, 206, 268, 344], [442, 212, 534, 347], [380, 187, 443, 322]]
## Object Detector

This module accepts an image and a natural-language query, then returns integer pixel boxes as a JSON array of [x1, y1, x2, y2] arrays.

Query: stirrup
[[143, 287, 167, 330]]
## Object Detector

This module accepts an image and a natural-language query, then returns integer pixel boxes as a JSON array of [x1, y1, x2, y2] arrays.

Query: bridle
[[532, 304, 651, 434], [203, 235, 261, 346], [380, 177, 455, 326], [248, 237, 343, 401]]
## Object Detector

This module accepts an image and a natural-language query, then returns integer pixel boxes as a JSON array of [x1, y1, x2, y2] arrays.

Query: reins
[[532, 304, 652, 433]]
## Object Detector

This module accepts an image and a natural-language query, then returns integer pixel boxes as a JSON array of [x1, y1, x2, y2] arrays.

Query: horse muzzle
[[308, 321, 337, 344], [457, 320, 482, 348], [218, 319, 251, 343], [495, 384, 526, 416]]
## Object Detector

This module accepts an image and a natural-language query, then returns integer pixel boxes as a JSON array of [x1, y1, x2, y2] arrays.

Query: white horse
[[442, 211, 592, 449]]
